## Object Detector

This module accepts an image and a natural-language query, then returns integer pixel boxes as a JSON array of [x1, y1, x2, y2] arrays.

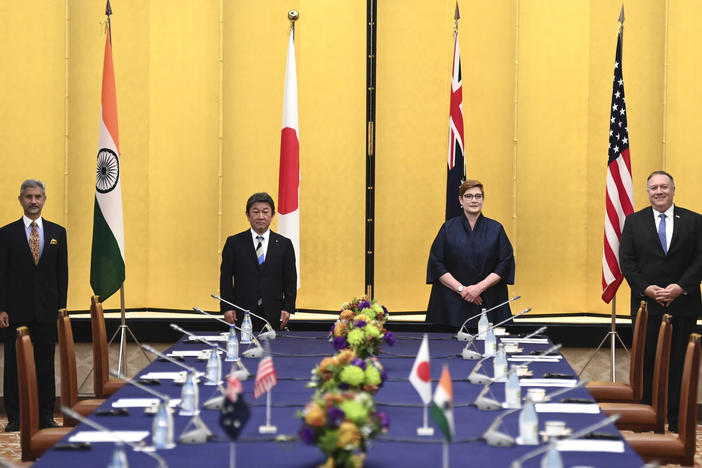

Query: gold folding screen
[[1, 0, 701, 316]]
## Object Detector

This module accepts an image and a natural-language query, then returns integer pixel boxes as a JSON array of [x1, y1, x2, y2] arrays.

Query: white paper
[[556, 439, 625, 452], [112, 398, 181, 408], [500, 338, 549, 344], [139, 372, 186, 380], [186, 335, 226, 342], [508, 356, 562, 362], [68, 431, 150, 443], [535, 403, 601, 414], [167, 350, 207, 357], [520, 378, 578, 387]]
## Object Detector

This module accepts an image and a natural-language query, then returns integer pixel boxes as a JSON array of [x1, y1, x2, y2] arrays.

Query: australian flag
[[219, 372, 250, 440]]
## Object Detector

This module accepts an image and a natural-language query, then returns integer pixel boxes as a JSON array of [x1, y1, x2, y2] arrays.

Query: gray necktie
[[658, 213, 667, 254], [256, 236, 265, 264]]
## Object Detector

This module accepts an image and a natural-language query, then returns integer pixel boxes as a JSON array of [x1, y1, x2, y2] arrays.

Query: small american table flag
[[253, 354, 278, 399]]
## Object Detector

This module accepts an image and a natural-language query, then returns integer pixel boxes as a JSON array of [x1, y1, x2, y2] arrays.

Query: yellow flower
[[318, 457, 335, 468], [354, 314, 371, 323], [337, 421, 361, 447], [304, 402, 326, 427]]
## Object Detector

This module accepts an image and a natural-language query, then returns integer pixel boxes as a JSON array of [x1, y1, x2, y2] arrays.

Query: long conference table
[[33, 330, 644, 467]]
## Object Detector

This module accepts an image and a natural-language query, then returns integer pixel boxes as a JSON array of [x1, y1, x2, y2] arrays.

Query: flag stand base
[[578, 297, 628, 381], [417, 426, 434, 436], [258, 425, 277, 434]]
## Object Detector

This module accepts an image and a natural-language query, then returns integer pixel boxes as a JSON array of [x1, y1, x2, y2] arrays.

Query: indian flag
[[90, 16, 125, 301], [430, 365, 454, 442]]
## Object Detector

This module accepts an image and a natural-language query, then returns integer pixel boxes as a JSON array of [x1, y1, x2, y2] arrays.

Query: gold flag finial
[[454, 2, 460, 31]]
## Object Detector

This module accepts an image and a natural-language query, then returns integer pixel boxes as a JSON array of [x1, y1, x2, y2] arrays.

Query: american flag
[[253, 354, 278, 399], [446, 25, 466, 221], [601, 17, 634, 303]]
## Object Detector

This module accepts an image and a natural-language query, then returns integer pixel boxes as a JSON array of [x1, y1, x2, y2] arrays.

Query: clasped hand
[[460, 284, 484, 305], [645, 283, 683, 307]]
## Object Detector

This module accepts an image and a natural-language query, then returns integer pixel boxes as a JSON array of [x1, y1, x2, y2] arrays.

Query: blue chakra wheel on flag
[[96, 148, 119, 193]]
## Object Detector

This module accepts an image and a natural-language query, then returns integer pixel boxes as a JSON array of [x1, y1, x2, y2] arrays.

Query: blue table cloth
[[32, 331, 644, 467]]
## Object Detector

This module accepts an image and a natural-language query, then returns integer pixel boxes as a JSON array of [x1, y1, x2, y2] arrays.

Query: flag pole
[[442, 440, 449, 468]]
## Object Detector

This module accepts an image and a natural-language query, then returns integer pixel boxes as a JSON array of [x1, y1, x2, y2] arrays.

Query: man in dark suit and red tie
[[220, 192, 296, 331], [620, 170, 702, 433], [0, 179, 68, 431]]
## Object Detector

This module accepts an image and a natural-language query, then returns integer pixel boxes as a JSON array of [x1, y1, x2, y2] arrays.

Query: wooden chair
[[586, 301, 647, 403], [624, 333, 701, 466], [90, 296, 125, 398], [58, 309, 106, 426], [598, 314, 672, 433], [16, 326, 72, 461]]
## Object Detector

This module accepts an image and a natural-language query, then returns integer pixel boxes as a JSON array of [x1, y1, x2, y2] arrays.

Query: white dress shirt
[[23, 215, 44, 255]]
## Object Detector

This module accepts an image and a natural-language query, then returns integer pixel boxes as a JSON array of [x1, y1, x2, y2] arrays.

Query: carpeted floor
[[0, 417, 701, 467]]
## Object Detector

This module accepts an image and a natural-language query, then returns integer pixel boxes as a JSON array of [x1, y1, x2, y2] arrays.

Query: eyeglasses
[[462, 193, 483, 200]]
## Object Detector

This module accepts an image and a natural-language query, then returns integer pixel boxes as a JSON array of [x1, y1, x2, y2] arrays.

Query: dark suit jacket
[[0, 218, 68, 325], [619, 206, 702, 317], [219, 229, 296, 326]]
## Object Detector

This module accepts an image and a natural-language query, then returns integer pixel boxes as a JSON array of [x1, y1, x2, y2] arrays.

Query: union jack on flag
[[253, 354, 278, 399], [601, 17, 634, 303], [446, 28, 466, 221]]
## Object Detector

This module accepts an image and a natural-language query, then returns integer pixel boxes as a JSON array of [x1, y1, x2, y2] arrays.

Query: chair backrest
[[57, 308, 78, 409], [15, 326, 39, 455], [650, 314, 673, 429], [629, 301, 648, 401], [90, 296, 110, 397], [677, 333, 701, 464]]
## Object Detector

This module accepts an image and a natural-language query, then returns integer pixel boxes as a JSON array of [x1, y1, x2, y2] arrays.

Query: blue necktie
[[658, 213, 667, 254], [256, 236, 265, 264]]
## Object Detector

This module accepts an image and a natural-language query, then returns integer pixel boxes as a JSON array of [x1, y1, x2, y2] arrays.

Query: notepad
[[535, 403, 601, 414], [508, 356, 562, 362], [167, 350, 206, 357], [500, 338, 549, 344], [112, 398, 181, 408], [556, 439, 624, 452], [139, 372, 186, 380], [520, 378, 578, 387], [68, 431, 150, 443], [186, 335, 227, 342]]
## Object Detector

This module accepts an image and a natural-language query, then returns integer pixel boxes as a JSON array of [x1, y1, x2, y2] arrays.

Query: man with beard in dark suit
[[220, 192, 296, 332], [620, 170, 702, 433], [0, 179, 68, 431]]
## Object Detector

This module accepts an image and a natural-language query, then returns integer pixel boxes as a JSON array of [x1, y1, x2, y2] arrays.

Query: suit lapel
[[14, 219, 35, 265], [668, 207, 684, 253]]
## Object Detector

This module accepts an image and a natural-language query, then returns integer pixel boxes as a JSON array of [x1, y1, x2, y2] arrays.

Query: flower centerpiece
[[330, 296, 395, 359], [308, 349, 386, 395], [298, 391, 389, 468]]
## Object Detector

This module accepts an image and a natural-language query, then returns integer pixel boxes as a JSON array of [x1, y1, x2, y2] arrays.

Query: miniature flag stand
[[254, 341, 278, 434], [409, 334, 434, 436]]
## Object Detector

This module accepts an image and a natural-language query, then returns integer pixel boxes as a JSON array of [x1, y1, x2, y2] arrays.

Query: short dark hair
[[459, 179, 484, 197], [246, 192, 275, 214], [646, 170, 674, 187]]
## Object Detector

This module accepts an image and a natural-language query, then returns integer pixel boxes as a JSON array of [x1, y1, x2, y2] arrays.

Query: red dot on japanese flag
[[417, 361, 430, 382]]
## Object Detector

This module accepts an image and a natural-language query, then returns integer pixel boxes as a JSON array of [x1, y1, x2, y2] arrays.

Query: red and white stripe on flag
[[226, 372, 243, 402], [448, 32, 464, 171], [253, 355, 278, 399], [278, 28, 301, 288], [601, 26, 634, 303]]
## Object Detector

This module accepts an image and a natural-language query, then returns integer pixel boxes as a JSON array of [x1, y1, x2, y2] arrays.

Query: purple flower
[[377, 411, 390, 430], [339, 383, 350, 390], [382, 305, 388, 315], [351, 358, 366, 370], [383, 331, 396, 346], [299, 426, 316, 444], [327, 407, 345, 427], [333, 336, 349, 351], [355, 320, 367, 328], [379, 368, 387, 384], [359, 300, 371, 310]]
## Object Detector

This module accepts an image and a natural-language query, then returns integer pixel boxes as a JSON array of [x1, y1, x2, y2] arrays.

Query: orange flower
[[319, 357, 336, 373], [337, 421, 361, 447], [304, 403, 326, 427], [333, 322, 347, 337], [336, 349, 356, 364], [324, 393, 344, 408], [340, 310, 354, 321]]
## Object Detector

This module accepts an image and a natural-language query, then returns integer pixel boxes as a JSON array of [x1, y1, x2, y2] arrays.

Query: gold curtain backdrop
[[1, 0, 701, 316]]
